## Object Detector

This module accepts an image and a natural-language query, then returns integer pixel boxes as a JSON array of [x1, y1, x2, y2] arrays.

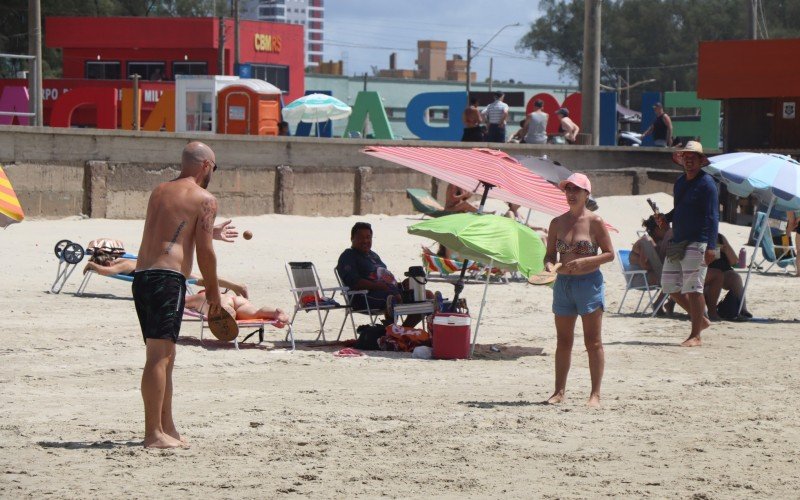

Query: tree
[[517, 0, 800, 103]]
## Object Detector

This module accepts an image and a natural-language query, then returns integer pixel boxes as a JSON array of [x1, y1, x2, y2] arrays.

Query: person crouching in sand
[[132, 141, 225, 449], [544, 173, 614, 408]]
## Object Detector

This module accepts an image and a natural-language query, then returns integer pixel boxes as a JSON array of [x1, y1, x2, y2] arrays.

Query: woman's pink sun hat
[[558, 173, 592, 194]]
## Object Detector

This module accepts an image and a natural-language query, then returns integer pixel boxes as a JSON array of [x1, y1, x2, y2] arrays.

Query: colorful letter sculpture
[[344, 91, 394, 139], [405, 92, 466, 142], [50, 87, 117, 129]]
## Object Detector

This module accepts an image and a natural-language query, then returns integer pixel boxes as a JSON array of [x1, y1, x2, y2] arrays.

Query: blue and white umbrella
[[705, 152, 800, 210], [704, 152, 800, 315], [281, 93, 352, 124]]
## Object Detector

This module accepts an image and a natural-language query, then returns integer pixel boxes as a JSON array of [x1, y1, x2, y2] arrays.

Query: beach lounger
[[185, 307, 296, 352], [406, 188, 456, 218], [616, 249, 662, 315], [285, 261, 360, 342]]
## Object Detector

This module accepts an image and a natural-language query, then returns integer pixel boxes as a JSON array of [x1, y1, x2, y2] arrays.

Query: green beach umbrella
[[408, 213, 545, 278], [408, 213, 546, 356]]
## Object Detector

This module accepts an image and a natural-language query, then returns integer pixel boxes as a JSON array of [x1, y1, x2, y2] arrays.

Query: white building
[[243, 0, 324, 66]]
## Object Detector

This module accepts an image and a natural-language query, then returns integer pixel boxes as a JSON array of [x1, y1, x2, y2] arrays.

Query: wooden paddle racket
[[208, 307, 239, 342], [527, 263, 562, 285]]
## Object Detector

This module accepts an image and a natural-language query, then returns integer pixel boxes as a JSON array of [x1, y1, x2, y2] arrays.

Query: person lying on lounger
[[184, 292, 290, 325], [84, 254, 249, 298]]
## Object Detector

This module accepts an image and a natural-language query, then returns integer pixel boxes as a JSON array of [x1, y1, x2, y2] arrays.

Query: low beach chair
[[616, 249, 662, 314], [285, 261, 357, 342], [422, 251, 480, 280], [752, 212, 796, 274], [185, 306, 296, 352], [406, 188, 455, 219]]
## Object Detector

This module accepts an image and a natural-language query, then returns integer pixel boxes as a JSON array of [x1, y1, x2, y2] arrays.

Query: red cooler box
[[432, 312, 471, 359]]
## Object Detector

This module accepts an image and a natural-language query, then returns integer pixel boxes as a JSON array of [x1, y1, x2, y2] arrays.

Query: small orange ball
[[243, 230, 253, 240]]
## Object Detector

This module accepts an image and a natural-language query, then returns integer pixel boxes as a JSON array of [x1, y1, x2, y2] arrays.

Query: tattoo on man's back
[[164, 221, 186, 254]]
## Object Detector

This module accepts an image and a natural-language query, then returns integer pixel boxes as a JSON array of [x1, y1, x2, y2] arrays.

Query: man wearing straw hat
[[656, 141, 719, 347]]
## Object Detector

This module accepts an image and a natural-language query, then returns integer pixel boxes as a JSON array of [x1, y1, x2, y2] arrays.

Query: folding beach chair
[[616, 249, 662, 314], [185, 305, 296, 352], [421, 251, 480, 280], [751, 212, 796, 274], [333, 267, 380, 329], [285, 261, 358, 342], [406, 188, 456, 219]]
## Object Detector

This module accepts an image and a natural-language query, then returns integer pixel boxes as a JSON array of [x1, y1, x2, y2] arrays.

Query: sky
[[322, 0, 575, 87]]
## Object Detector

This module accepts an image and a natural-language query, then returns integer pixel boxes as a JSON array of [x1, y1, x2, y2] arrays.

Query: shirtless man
[[185, 292, 290, 325], [132, 141, 223, 449], [461, 97, 484, 142], [445, 183, 478, 213]]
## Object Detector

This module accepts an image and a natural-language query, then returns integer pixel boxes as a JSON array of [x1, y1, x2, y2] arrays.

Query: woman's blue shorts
[[552, 270, 605, 316]]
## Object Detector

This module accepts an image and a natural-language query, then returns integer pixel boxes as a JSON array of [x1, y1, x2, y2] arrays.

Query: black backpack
[[355, 324, 386, 350]]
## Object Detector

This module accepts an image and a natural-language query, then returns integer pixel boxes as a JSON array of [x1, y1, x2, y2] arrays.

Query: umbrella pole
[[740, 195, 775, 316], [449, 259, 470, 312], [470, 258, 493, 357], [476, 182, 494, 214]]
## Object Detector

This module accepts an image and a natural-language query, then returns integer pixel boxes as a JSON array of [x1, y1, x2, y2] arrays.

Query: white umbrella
[[705, 152, 800, 315], [281, 93, 351, 131]]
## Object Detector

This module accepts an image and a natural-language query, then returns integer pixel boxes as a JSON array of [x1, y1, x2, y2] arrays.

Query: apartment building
[[244, 0, 324, 66]]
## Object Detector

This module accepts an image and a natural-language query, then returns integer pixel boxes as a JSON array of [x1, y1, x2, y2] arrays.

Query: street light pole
[[465, 23, 521, 95]]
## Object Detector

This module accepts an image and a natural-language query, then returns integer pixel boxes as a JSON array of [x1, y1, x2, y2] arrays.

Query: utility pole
[[233, 0, 240, 75], [580, 0, 601, 145], [131, 74, 141, 131], [465, 39, 472, 95], [28, 0, 43, 126], [488, 57, 493, 92], [218, 16, 225, 75]]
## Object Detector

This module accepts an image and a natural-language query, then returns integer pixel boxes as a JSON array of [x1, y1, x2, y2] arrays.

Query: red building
[[46, 16, 305, 103]]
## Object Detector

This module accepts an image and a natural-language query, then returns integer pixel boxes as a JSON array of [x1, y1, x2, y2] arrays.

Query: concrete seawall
[[0, 125, 681, 219]]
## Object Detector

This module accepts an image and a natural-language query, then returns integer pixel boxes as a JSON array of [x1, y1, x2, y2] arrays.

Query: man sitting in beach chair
[[337, 222, 432, 326]]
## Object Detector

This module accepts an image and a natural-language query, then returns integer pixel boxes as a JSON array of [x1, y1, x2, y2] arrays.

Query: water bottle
[[738, 247, 747, 268]]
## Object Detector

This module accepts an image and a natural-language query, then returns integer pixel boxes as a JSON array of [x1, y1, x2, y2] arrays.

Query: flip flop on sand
[[528, 263, 562, 286], [208, 308, 239, 342]]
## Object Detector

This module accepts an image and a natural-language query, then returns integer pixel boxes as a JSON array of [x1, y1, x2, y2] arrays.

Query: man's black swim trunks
[[132, 269, 187, 343]]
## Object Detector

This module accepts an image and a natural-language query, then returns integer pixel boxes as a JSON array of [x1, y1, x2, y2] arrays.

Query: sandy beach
[[1, 193, 799, 498]]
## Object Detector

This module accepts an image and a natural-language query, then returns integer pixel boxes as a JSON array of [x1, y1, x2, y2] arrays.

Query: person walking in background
[[461, 96, 484, 142], [642, 102, 673, 147], [543, 173, 614, 408], [523, 99, 549, 145], [555, 108, 579, 144], [657, 141, 719, 347], [482, 91, 509, 143]]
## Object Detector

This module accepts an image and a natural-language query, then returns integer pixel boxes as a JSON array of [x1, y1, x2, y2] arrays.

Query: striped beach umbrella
[[362, 146, 617, 232], [282, 93, 352, 123], [0, 165, 24, 228]]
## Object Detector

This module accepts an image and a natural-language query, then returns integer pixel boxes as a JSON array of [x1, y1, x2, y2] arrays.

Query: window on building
[[309, 43, 323, 52], [85, 61, 121, 80], [173, 61, 208, 77], [259, 5, 285, 17], [310, 54, 322, 63], [310, 0, 324, 7], [250, 64, 289, 92], [128, 62, 166, 81], [308, 9, 322, 18], [309, 32, 323, 41], [309, 21, 322, 30]]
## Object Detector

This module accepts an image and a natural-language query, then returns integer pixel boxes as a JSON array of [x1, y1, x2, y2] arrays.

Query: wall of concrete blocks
[[0, 126, 681, 219]]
